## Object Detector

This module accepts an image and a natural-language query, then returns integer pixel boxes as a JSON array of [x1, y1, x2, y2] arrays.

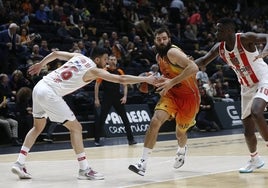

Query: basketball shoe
[[11, 161, 32, 179], [128, 159, 146, 176], [173, 146, 187, 169], [239, 156, 265, 173], [78, 167, 104, 180]]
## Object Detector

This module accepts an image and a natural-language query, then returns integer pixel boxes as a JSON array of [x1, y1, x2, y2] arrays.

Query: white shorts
[[241, 82, 268, 119], [32, 80, 76, 123]]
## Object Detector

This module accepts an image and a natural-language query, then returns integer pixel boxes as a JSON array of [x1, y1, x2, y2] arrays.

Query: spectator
[[15, 87, 32, 141], [169, 0, 185, 25], [195, 87, 220, 132], [0, 23, 20, 74], [203, 78, 217, 98], [134, 16, 154, 40], [0, 73, 21, 146], [39, 40, 51, 57], [97, 32, 108, 48], [196, 66, 209, 84], [9, 69, 32, 96], [214, 79, 234, 102], [27, 44, 44, 66], [149, 64, 161, 77], [35, 4, 50, 24], [57, 21, 74, 42]]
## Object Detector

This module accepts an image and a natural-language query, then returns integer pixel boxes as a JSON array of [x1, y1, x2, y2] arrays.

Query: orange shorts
[[155, 91, 200, 132]]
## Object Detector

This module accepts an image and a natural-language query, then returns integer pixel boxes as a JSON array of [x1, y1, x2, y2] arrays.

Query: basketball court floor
[[0, 129, 268, 188]]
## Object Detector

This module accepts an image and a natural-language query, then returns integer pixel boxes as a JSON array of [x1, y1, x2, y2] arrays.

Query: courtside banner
[[214, 101, 242, 129], [104, 104, 152, 137]]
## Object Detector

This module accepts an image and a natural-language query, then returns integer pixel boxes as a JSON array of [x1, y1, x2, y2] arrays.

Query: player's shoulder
[[167, 45, 186, 58]]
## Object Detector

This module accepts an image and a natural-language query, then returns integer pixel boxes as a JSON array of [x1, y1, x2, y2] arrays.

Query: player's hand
[[254, 51, 268, 61], [155, 76, 172, 96], [145, 73, 158, 86], [120, 96, 127, 104], [28, 63, 43, 76]]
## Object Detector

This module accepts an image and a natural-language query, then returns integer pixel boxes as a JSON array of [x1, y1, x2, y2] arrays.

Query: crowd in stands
[[1, 0, 268, 144]]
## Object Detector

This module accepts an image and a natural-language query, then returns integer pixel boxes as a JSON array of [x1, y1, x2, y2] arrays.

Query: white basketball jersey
[[219, 33, 268, 87], [43, 55, 96, 96]]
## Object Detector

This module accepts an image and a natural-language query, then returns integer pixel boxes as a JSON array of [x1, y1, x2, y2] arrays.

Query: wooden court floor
[[0, 133, 268, 188]]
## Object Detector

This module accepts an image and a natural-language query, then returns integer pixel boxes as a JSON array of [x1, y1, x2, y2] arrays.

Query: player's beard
[[155, 42, 172, 57]]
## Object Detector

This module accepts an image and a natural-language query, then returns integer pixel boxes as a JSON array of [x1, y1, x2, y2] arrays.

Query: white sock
[[17, 146, 30, 165], [177, 146, 186, 154], [77, 152, 89, 170], [250, 151, 258, 159], [141, 147, 152, 162]]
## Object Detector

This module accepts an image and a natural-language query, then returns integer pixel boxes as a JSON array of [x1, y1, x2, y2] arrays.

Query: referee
[[94, 55, 137, 146]]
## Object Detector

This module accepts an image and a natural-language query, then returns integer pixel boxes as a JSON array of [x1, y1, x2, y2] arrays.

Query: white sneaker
[[11, 162, 32, 179], [239, 156, 265, 173], [128, 159, 146, 176], [78, 167, 104, 180], [173, 146, 187, 169]]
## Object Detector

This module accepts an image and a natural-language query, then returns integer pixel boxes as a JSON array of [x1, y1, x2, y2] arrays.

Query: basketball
[[136, 72, 155, 93]]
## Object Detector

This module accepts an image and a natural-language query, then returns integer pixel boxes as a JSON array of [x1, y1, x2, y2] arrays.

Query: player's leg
[[128, 109, 170, 176], [173, 126, 188, 169], [11, 117, 47, 179], [173, 91, 200, 169], [239, 116, 264, 173], [64, 119, 104, 180], [239, 85, 267, 173], [251, 98, 268, 141]]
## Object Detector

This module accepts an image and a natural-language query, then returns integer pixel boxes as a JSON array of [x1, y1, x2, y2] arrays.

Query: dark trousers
[[94, 95, 134, 142], [196, 111, 214, 130]]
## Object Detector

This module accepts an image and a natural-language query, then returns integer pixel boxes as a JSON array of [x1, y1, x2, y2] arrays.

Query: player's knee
[[68, 123, 83, 133], [151, 116, 164, 128]]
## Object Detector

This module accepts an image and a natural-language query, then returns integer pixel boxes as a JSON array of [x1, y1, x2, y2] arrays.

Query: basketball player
[[11, 48, 156, 180], [195, 17, 268, 173], [128, 27, 200, 176]]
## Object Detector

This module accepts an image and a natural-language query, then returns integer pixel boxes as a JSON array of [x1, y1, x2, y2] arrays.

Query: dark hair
[[217, 17, 236, 31], [154, 27, 171, 38], [90, 47, 108, 60]]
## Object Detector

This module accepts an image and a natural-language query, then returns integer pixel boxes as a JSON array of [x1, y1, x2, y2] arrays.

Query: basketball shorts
[[32, 80, 76, 123], [155, 91, 200, 132], [241, 82, 268, 119]]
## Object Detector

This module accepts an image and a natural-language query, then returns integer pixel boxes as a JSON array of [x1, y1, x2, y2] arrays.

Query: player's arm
[[156, 48, 198, 95], [28, 51, 81, 75], [195, 43, 220, 67], [86, 68, 157, 85], [244, 32, 268, 60], [94, 79, 101, 107], [167, 47, 199, 86]]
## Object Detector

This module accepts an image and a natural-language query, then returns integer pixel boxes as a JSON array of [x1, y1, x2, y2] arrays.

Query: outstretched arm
[[195, 43, 220, 67], [28, 51, 81, 76], [86, 68, 157, 85]]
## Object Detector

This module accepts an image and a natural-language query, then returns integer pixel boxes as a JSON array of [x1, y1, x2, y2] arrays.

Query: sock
[[141, 147, 152, 162], [177, 146, 186, 154], [17, 146, 30, 165], [250, 151, 258, 158], [77, 152, 89, 170]]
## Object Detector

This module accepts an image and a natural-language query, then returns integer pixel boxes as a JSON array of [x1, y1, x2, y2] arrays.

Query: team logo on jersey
[[230, 57, 240, 66]]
